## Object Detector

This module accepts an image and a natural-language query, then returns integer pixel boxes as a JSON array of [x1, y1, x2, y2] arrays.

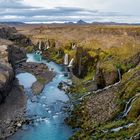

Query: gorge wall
[[0, 26, 29, 104], [0, 44, 14, 104]]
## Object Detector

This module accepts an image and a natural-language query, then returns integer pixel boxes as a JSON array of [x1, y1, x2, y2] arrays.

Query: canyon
[[0, 24, 140, 139]]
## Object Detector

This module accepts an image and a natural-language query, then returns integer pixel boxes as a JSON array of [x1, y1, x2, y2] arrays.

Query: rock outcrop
[[0, 26, 28, 104], [0, 45, 14, 104], [0, 26, 32, 47], [95, 67, 118, 88]]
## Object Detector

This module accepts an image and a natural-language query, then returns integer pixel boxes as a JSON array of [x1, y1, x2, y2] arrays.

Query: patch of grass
[[68, 83, 87, 99], [26, 45, 34, 53], [100, 61, 116, 72], [128, 97, 140, 120], [38, 76, 46, 84]]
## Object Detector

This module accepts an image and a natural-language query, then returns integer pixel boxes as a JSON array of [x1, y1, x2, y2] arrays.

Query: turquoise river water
[[9, 53, 73, 140]]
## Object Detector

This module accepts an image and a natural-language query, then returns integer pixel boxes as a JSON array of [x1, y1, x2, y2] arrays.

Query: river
[[9, 53, 73, 140]]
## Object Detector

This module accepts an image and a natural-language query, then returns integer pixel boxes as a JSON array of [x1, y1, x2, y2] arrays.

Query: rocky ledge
[[0, 26, 55, 139], [0, 44, 14, 104], [16, 62, 55, 94], [0, 43, 26, 138]]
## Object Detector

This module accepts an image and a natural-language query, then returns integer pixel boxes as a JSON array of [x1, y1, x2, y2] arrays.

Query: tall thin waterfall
[[118, 93, 140, 119], [39, 41, 42, 50], [72, 44, 76, 50], [68, 58, 74, 67], [64, 54, 69, 65], [121, 98, 135, 118], [117, 69, 121, 81], [46, 41, 50, 49]]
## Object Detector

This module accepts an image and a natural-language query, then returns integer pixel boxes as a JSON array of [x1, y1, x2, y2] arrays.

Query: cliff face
[[0, 45, 14, 104], [0, 26, 28, 104], [0, 26, 32, 47]]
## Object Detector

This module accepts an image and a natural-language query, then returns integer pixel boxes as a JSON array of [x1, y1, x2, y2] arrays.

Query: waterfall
[[118, 93, 140, 119], [68, 58, 74, 67], [46, 41, 50, 49], [64, 54, 69, 65], [117, 69, 121, 81], [93, 75, 95, 81], [110, 123, 134, 132], [44, 41, 50, 50], [120, 97, 136, 118], [39, 41, 42, 50], [72, 44, 76, 50]]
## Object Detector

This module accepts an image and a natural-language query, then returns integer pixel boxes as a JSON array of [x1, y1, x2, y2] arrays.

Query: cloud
[[0, 6, 98, 17], [0, 0, 35, 9], [0, 0, 99, 22], [0, 0, 140, 23]]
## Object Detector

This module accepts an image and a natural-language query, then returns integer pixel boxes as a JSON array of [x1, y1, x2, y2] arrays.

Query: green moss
[[68, 83, 87, 99], [128, 97, 140, 120], [100, 61, 116, 72], [38, 77, 46, 84], [100, 120, 127, 130], [83, 71, 95, 82], [26, 45, 34, 53], [122, 65, 140, 82]]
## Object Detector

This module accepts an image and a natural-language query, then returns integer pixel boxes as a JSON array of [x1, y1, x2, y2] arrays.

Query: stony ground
[[0, 80, 26, 139]]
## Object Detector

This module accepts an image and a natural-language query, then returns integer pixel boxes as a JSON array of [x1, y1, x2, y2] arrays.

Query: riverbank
[[0, 26, 55, 139], [0, 42, 26, 139], [0, 54, 56, 139], [20, 25, 140, 139], [0, 24, 140, 139], [0, 80, 26, 139], [7, 53, 73, 140]]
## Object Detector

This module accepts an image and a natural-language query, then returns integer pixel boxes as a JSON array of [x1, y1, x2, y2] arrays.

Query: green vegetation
[[19, 25, 140, 139], [128, 98, 140, 120], [26, 45, 34, 53], [38, 76, 46, 84]]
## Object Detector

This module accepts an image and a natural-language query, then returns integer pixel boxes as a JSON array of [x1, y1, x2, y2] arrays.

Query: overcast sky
[[0, 0, 140, 23]]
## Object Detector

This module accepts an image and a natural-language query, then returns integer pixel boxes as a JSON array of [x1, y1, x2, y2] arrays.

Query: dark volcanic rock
[[0, 45, 14, 104], [95, 64, 118, 88], [8, 45, 27, 67], [0, 26, 17, 39], [0, 26, 32, 47], [0, 79, 26, 139], [0, 26, 29, 138]]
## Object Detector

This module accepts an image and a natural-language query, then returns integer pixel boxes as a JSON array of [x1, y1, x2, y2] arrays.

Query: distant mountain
[[92, 22, 140, 26], [0, 22, 25, 26], [65, 21, 74, 25], [77, 20, 87, 24]]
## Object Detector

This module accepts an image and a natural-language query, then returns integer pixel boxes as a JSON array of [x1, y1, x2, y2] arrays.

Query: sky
[[0, 0, 140, 23]]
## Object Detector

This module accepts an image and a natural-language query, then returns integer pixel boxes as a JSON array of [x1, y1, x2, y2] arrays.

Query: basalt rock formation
[[0, 25, 31, 106], [0, 45, 14, 104], [0, 26, 32, 47]]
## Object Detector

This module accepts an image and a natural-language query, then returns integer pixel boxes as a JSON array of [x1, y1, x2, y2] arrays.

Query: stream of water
[[9, 53, 73, 140]]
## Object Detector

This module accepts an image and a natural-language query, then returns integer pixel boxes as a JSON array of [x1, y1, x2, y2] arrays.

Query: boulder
[[32, 81, 44, 95], [95, 63, 118, 88]]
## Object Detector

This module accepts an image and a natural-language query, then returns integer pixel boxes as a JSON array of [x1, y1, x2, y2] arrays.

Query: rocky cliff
[[11, 24, 140, 139], [0, 45, 14, 104], [0, 26, 32, 47], [0, 26, 28, 104]]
